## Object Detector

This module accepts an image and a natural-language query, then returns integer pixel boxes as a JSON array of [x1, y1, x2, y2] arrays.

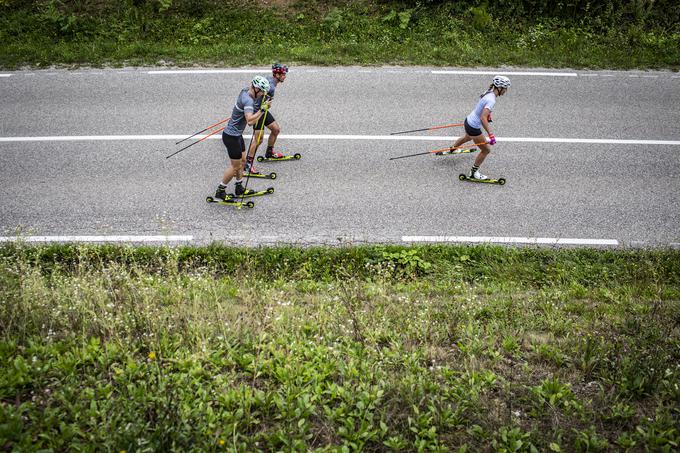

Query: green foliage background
[[1, 0, 678, 68]]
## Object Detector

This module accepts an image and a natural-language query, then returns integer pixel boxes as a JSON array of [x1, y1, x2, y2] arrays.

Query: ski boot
[[214, 185, 228, 200], [235, 183, 257, 197]]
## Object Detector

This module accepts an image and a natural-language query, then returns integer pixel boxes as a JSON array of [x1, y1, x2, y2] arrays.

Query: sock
[[471, 165, 479, 175], [218, 182, 228, 189], [235, 178, 243, 185]]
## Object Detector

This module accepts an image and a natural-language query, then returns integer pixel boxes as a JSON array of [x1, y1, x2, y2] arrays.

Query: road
[[1, 66, 679, 247]]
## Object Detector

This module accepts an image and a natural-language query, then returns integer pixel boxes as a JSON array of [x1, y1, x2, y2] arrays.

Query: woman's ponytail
[[480, 83, 494, 98]]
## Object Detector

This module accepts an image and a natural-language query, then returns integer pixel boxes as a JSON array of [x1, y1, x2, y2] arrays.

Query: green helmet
[[252, 75, 270, 93]]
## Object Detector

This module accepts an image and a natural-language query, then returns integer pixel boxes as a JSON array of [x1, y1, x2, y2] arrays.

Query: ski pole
[[176, 117, 230, 145], [389, 142, 489, 161], [239, 98, 270, 208], [165, 126, 225, 159], [390, 123, 464, 135]]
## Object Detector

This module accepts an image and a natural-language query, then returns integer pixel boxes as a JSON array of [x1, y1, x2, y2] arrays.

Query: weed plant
[[1, 243, 679, 450]]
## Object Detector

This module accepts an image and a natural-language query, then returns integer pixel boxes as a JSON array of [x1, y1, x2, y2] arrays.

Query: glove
[[260, 100, 271, 111], [488, 134, 496, 145]]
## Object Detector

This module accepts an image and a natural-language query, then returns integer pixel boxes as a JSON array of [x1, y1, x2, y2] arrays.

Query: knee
[[269, 123, 280, 135]]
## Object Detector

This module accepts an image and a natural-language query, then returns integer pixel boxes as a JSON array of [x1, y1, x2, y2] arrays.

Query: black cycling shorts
[[253, 112, 276, 131], [222, 132, 245, 160], [464, 118, 483, 137]]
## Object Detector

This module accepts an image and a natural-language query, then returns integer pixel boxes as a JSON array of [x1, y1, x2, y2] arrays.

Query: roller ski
[[459, 170, 506, 185], [244, 163, 277, 180], [206, 196, 254, 208], [226, 187, 274, 199], [207, 185, 255, 208], [435, 148, 477, 156], [256, 152, 302, 162]]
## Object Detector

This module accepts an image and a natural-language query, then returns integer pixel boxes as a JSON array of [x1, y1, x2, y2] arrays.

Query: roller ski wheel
[[225, 187, 275, 199], [206, 196, 255, 208], [256, 153, 302, 162], [435, 148, 477, 156], [458, 174, 506, 185], [244, 170, 277, 180]]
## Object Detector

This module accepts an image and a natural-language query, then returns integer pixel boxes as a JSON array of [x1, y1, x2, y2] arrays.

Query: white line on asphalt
[[2, 135, 679, 146], [402, 236, 619, 246], [148, 69, 268, 74], [0, 235, 193, 243], [0, 74, 11, 77], [432, 70, 578, 77]]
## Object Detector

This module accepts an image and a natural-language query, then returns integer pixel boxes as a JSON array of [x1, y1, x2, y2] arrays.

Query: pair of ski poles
[[238, 97, 271, 208], [388, 122, 488, 160], [165, 117, 231, 159]]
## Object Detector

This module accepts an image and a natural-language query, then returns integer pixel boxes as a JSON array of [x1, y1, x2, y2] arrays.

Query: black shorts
[[464, 118, 483, 137], [253, 112, 276, 131], [222, 132, 245, 160]]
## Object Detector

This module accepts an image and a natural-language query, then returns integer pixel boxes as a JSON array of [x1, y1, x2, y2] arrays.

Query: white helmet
[[492, 75, 511, 89], [252, 75, 270, 93]]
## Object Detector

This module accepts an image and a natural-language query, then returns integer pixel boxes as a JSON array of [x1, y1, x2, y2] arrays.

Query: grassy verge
[[1, 1, 678, 69], [1, 243, 679, 451]]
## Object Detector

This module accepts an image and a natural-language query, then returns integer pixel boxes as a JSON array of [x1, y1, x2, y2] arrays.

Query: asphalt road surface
[[1, 66, 679, 247]]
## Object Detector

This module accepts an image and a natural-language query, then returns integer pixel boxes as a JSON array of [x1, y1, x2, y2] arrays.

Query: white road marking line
[[402, 236, 619, 246], [0, 235, 193, 243], [432, 70, 578, 77], [148, 69, 267, 74], [0, 74, 11, 78], [581, 74, 599, 77], [1, 135, 680, 146]]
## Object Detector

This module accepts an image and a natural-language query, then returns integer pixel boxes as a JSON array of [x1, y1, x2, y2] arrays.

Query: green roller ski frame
[[458, 174, 506, 185], [206, 196, 255, 208], [243, 170, 277, 180], [256, 153, 302, 162], [435, 148, 477, 156], [225, 187, 274, 199]]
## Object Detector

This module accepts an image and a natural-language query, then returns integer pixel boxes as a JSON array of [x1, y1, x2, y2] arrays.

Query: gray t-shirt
[[466, 92, 496, 129], [224, 88, 255, 136]]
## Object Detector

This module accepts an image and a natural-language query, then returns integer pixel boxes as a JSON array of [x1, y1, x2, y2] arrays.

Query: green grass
[[1, 2, 678, 69], [1, 243, 679, 451]]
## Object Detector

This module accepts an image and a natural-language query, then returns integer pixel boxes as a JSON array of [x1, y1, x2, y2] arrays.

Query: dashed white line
[[432, 70, 578, 77], [1, 135, 679, 146], [402, 236, 619, 246], [0, 235, 193, 243], [0, 74, 11, 78]]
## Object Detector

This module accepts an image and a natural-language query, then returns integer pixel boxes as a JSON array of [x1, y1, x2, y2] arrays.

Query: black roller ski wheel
[[256, 156, 264, 162], [270, 172, 277, 180], [246, 201, 255, 208], [498, 178, 506, 185], [459, 174, 466, 181], [293, 153, 302, 160], [266, 187, 275, 194], [206, 196, 215, 203]]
